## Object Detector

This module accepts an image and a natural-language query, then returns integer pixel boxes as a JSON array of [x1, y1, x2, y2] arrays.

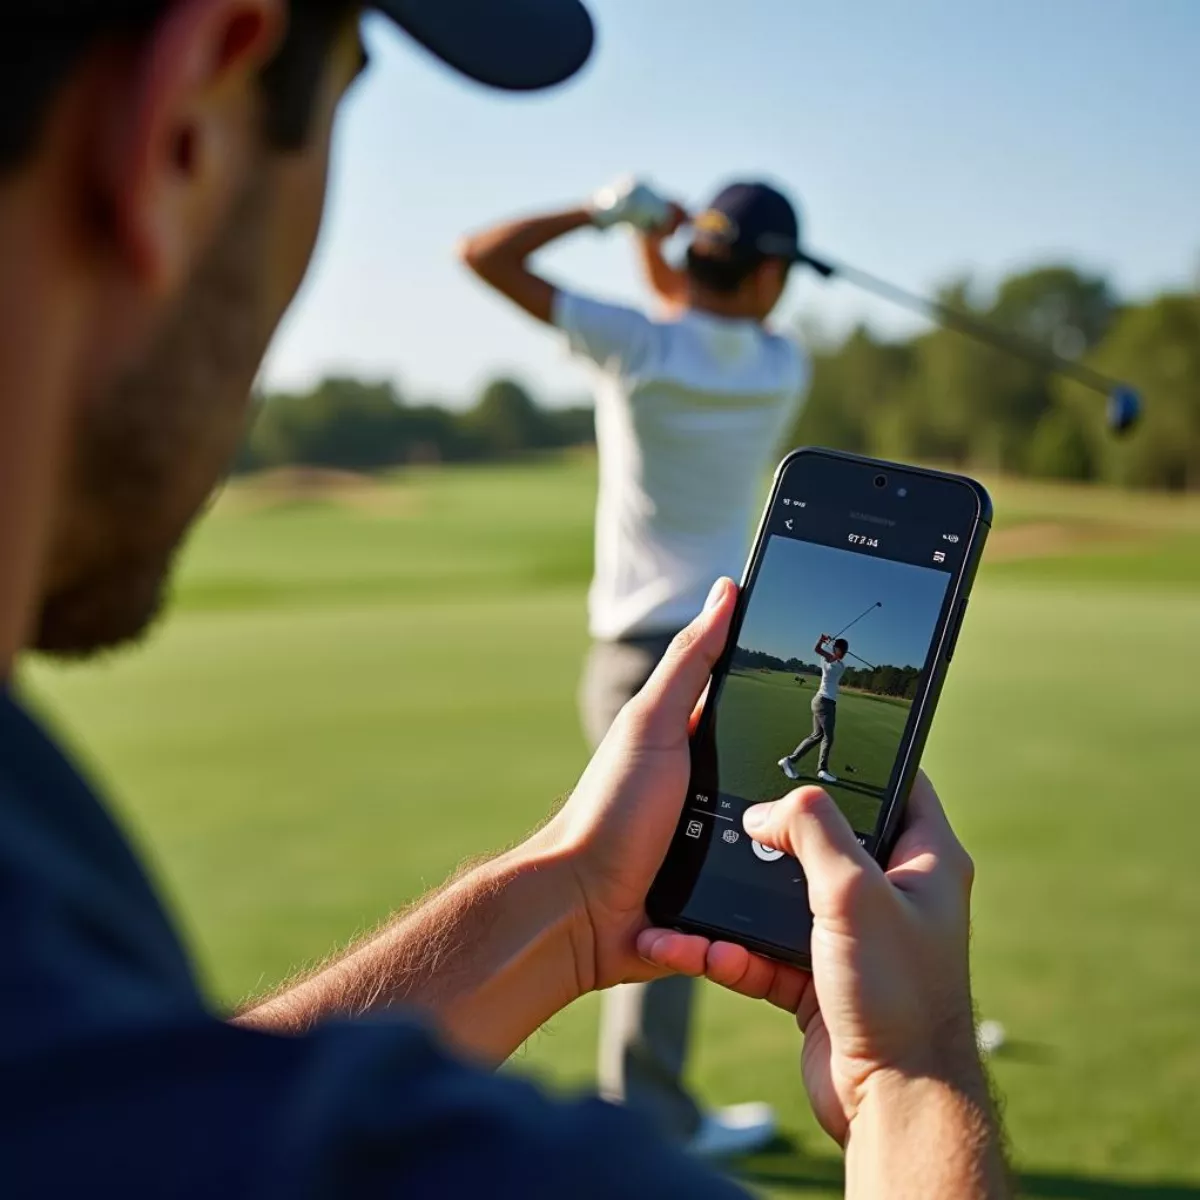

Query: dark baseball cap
[[376, 0, 595, 91], [691, 181, 805, 264], [35, 0, 595, 93]]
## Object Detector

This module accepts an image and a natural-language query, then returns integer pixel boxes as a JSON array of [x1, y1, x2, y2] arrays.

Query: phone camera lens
[[873, 474, 888, 489]]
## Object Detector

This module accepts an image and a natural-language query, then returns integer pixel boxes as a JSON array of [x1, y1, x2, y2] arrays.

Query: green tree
[[248, 378, 408, 470], [790, 326, 912, 457], [1026, 406, 1095, 481], [1085, 293, 1200, 490], [990, 265, 1116, 357], [465, 378, 548, 458]]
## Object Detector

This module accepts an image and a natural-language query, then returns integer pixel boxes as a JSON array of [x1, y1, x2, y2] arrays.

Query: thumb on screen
[[743, 788, 883, 920]]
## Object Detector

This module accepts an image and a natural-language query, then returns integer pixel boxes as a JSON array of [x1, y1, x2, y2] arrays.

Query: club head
[[1108, 386, 1141, 436]]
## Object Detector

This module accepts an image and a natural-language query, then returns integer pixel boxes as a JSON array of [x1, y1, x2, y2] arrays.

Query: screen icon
[[785, 519, 794, 531], [722, 829, 740, 845], [782, 498, 791, 506], [751, 841, 784, 863], [933, 550, 946, 563], [686, 820, 704, 839], [942, 533, 960, 544]]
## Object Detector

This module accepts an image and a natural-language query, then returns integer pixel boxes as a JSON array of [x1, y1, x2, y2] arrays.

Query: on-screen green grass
[[716, 669, 898, 832]]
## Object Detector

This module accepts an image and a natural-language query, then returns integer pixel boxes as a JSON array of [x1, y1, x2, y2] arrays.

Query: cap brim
[[375, 0, 595, 91]]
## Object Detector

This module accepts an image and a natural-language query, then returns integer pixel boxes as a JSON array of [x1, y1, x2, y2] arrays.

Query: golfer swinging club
[[460, 178, 809, 1154], [779, 634, 848, 785]]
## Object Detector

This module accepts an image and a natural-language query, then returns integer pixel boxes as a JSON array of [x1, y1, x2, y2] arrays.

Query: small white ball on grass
[[976, 1019, 1007, 1057]]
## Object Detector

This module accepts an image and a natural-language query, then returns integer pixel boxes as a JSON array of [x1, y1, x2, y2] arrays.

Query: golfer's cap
[[692, 182, 804, 263], [374, 0, 595, 91], [37, 0, 595, 93]]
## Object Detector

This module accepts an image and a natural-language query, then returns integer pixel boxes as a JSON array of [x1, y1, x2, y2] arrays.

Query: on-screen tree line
[[731, 647, 920, 700]]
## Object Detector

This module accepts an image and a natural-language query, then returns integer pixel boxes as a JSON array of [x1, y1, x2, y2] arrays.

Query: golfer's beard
[[35, 176, 272, 659]]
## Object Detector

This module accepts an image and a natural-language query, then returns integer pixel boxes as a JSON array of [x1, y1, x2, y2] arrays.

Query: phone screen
[[650, 453, 984, 958]]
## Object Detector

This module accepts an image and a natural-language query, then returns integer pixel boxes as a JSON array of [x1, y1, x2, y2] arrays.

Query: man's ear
[[96, 0, 286, 297]]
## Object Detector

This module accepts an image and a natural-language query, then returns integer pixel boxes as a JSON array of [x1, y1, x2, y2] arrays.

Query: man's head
[[0, 0, 591, 661], [684, 181, 802, 322], [832, 638, 849, 661]]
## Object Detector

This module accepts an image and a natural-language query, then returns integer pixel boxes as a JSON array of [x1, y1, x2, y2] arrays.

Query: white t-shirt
[[554, 291, 808, 640], [817, 657, 847, 701]]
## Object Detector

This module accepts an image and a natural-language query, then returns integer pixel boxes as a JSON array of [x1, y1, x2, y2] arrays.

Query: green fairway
[[22, 460, 1200, 1198], [717, 669, 905, 833]]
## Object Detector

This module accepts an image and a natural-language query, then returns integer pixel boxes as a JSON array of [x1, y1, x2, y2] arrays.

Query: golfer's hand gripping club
[[589, 175, 674, 233]]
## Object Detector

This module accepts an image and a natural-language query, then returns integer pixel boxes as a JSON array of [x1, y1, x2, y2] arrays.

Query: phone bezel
[[645, 447, 992, 968]]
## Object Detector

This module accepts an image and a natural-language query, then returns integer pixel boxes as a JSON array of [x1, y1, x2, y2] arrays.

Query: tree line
[[234, 377, 593, 473], [791, 265, 1200, 491], [840, 664, 921, 701], [731, 647, 817, 675], [238, 263, 1198, 490]]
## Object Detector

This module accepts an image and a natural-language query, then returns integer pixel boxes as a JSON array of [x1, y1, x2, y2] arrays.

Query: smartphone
[[647, 448, 991, 968]]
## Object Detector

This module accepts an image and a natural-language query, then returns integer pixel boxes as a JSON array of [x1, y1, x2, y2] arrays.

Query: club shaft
[[833, 601, 882, 640], [805, 255, 1121, 397], [846, 650, 877, 670]]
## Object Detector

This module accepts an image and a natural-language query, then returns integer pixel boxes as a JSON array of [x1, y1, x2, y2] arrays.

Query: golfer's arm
[[458, 208, 594, 324], [847, 1067, 1010, 1200], [233, 839, 590, 1065], [636, 231, 688, 311]]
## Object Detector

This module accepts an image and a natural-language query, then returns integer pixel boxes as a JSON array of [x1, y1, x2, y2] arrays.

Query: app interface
[[674, 489, 968, 947]]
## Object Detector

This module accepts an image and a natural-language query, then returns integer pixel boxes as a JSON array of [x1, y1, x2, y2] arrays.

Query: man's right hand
[[638, 775, 1006, 1196], [738, 778, 981, 1143]]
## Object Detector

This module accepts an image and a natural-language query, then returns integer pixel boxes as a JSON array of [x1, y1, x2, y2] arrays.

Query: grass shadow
[[730, 1147, 1200, 1199], [729, 1136, 844, 1193], [991, 1037, 1057, 1065], [1016, 1174, 1200, 1198], [793, 771, 886, 802]]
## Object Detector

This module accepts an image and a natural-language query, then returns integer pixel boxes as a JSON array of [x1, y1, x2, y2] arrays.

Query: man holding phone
[[460, 178, 809, 1153], [780, 635, 849, 785], [0, 1, 1007, 1196]]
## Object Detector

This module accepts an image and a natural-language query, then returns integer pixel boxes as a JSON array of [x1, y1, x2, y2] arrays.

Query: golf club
[[844, 650, 877, 671], [799, 252, 1143, 436], [831, 601, 883, 641]]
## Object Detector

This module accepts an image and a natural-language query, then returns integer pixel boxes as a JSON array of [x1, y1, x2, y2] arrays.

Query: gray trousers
[[580, 632, 703, 1143], [786, 695, 837, 775]]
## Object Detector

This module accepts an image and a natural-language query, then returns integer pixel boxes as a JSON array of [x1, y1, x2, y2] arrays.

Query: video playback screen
[[710, 535, 952, 841]]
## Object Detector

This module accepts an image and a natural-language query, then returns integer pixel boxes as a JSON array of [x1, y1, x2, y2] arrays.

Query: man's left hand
[[535, 576, 800, 998]]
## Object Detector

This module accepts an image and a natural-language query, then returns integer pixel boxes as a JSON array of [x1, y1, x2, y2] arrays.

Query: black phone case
[[645, 447, 993, 969]]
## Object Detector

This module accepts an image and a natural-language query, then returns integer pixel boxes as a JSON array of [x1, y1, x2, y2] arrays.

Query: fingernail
[[704, 578, 729, 612], [743, 802, 773, 832]]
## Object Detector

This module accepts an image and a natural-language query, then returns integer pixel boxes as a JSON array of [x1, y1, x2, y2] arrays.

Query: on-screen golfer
[[460, 178, 809, 1155], [779, 635, 848, 784]]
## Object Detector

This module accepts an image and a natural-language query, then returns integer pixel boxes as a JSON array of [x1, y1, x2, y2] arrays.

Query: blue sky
[[262, 0, 1200, 406], [738, 538, 951, 669]]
